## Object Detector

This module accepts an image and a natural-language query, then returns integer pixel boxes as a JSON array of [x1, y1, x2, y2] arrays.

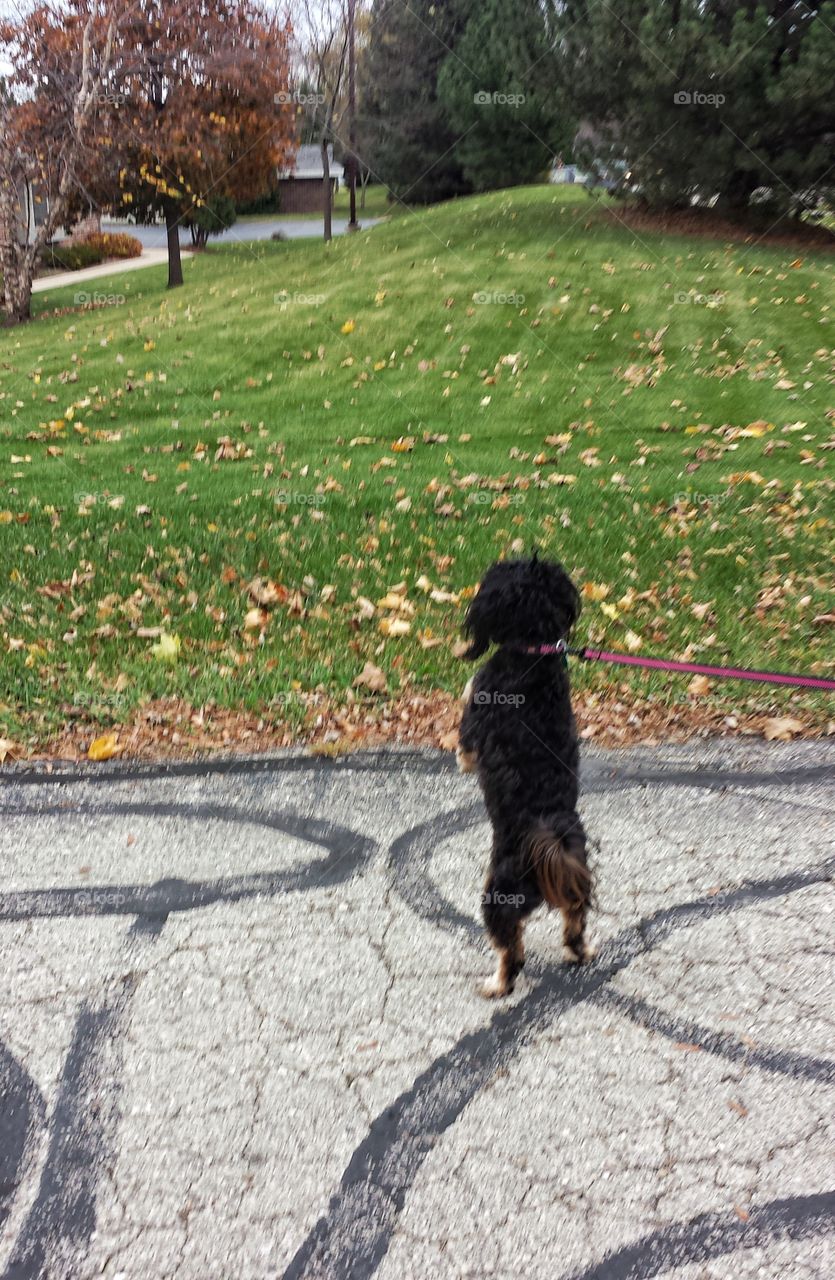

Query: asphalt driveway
[[0, 741, 832, 1279]]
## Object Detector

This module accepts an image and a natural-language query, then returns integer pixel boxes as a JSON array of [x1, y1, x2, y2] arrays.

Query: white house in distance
[[277, 144, 344, 214]]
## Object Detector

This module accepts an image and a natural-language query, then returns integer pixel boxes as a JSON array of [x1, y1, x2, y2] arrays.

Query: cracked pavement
[[0, 741, 833, 1279]]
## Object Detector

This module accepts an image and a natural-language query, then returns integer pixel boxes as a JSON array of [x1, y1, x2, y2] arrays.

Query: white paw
[[461, 676, 474, 704], [563, 942, 596, 964], [480, 975, 508, 999]]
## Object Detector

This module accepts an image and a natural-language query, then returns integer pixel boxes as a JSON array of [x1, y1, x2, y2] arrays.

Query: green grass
[[1, 184, 832, 746]]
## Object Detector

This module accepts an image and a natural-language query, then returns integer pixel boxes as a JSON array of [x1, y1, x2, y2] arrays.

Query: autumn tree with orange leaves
[[1, 1, 295, 325], [89, 0, 296, 287]]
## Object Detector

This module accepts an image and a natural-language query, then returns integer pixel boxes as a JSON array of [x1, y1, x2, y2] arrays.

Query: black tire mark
[[0, 1048, 45, 1240], [3, 924, 160, 1280], [564, 1190, 835, 1280], [1, 749, 831, 794], [592, 988, 835, 1086], [0, 804, 376, 923], [0, 808, 375, 1277], [282, 859, 833, 1280]]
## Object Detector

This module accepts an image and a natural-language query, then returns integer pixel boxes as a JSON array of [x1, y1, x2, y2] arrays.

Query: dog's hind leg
[[480, 870, 530, 998]]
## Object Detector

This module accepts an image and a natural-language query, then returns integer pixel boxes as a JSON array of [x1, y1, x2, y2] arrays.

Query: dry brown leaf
[[763, 715, 805, 741], [688, 675, 711, 697], [353, 661, 388, 694]]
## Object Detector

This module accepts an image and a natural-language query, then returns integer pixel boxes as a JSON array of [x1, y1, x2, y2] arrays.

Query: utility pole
[[346, 0, 359, 231]]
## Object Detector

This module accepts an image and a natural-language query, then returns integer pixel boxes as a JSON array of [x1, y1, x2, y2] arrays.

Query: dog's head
[[462, 555, 580, 660]]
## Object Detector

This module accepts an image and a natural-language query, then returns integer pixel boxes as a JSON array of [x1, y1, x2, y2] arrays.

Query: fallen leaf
[[0, 737, 21, 763], [151, 632, 181, 663], [688, 675, 711, 697], [763, 715, 805, 741], [379, 616, 411, 637], [87, 732, 122, 762], [353, 661, 387, 693]]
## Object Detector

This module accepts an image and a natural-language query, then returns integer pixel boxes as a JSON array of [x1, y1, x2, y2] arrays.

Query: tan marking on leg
[[456, 744, 478, 774], [480, 922, 525, 998]]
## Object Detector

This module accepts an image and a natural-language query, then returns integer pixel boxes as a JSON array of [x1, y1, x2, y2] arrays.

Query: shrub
[[82, 231, 143, 259], [40, 242, 104, 272]]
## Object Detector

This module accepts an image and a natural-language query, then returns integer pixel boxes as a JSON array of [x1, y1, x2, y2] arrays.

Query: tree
[[92, 0, 294, 287], [183, 192, 237, 248], [361, 0, 471, 204], [297, 0, 350, 242], [437, 0, 566, 191], [556, 0, 835, 221], [0, 1, 121, 325]]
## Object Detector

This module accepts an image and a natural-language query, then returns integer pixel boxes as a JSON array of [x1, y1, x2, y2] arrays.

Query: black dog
[[457, 555, 593, 997]]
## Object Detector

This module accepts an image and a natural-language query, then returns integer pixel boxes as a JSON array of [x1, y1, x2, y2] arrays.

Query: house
[[277, 144, 344, 215]]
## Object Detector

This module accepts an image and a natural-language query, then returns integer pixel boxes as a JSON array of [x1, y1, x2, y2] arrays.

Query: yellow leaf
[[340, 319, 355, 334], [151, 632, 181, 662], [379, 616, 411, 637], [582, 582, 609, 601], [88, 732, 122, 762]]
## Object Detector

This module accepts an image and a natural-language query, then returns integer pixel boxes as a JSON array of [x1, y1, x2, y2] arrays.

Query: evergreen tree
[[437, 0, 566, 190], [556, 0, 835, 220], [361, 0, 470, 203]]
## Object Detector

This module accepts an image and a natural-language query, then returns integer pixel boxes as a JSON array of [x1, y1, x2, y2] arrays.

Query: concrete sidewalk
[[0, 741, 832, 1279], [32, 247, 191, 294]]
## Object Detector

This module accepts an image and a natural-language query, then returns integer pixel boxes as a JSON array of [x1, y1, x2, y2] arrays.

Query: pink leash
[[574, 646, 835, 691]]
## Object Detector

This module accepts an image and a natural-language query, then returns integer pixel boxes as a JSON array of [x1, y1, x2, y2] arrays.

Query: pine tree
[[436, 0, 566, 191], [360, 0, 470, 203], [556, 0, 835, 220]]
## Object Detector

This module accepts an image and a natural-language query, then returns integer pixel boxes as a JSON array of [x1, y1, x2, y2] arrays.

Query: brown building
[[277, 145, 344, 215]]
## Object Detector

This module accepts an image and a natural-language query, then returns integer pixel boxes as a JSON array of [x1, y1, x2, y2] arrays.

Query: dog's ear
[[462, 563, 509, 660]]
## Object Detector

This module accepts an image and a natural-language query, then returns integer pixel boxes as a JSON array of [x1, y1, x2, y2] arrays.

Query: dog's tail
[[526, 819, 592, 914]]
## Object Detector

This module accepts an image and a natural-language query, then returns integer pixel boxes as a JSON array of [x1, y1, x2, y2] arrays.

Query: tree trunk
[[0, 230, 35, 326], [321, 139, 332, 243], [165, 203, 184, 287], [1, 259, 34, 325]]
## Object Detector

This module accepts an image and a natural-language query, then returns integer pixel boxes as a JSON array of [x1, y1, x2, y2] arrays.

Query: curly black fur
[[458, 556, 593, 997]]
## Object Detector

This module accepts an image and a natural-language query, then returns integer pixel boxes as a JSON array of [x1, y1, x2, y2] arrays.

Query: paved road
[[0, 742, 832, 1279], [102, 216, 380, 248]]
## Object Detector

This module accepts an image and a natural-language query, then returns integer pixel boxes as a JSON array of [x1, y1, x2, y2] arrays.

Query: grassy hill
[[1, 185, 832, 754]]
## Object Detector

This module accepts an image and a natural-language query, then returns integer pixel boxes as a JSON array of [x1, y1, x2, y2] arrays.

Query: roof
[[279, 144, 344, 181]]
